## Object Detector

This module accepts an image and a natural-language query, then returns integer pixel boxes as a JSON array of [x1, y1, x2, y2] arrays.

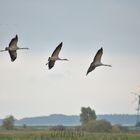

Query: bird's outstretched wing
[[48, 60, 55, 69], [9, 50, 17, 62], [51, 42, 63, 57], [9, 35, 18, 47], [86, 63, 96, 75], [93, 48, 103, 63]]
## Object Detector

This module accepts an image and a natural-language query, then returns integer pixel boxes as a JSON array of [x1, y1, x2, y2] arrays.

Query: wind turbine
[[0, 35, 29, 61], [131, 87, 140, 127], [46, 42, 68, 69], [86, 48, 111, 75]]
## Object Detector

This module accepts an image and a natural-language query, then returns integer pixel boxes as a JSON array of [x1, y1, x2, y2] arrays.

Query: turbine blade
[[131, 92, 139, 96], [131, 97, 137, 104]]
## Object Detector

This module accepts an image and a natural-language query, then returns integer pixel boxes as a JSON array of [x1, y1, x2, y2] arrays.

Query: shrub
[[49, 125, 66, 131], [112, 124, 128, 133], [83, 120, 112, 132]]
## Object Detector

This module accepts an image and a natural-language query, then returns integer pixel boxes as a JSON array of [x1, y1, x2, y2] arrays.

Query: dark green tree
[[2, 115, 15, 130], [80, 107, 96, 125]]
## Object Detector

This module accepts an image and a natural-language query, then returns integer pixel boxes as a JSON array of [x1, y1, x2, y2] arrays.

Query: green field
[[0, 130, 140, 140]]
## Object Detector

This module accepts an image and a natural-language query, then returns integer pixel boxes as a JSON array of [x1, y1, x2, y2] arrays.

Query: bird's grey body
[[0, 35, 29, 61], [46, 42, 68, 69], [86, 48, 111, 75]]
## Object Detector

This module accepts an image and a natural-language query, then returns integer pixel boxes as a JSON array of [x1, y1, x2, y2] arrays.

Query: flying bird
[[0, 35, 29, 61], [86, 48, 111, 75], [46, 42, 68, 69]]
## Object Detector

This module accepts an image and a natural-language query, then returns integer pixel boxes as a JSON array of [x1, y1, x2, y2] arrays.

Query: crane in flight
[[46, 42, 68, 69], [86, 48, 111, 75], [0, 35, 29, 61]]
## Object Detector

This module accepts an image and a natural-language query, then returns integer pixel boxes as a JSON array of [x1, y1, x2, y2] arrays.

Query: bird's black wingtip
[[15, 34, 18, 40], [60, 42, 63, 45], [11, 59, 16, 62], [48, 67, 52, 70]]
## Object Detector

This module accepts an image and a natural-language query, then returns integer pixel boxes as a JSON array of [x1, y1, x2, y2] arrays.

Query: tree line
[[2, 107, 128, 132]]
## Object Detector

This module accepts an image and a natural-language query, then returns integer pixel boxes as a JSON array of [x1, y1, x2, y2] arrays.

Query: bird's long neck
[[0, 47, 9, 52]]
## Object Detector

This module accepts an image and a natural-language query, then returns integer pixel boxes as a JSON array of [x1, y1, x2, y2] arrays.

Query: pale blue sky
[[0, 0, 140, 119]]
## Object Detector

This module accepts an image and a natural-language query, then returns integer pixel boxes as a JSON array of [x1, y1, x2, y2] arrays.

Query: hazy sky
[[0, 0, 140, 119]]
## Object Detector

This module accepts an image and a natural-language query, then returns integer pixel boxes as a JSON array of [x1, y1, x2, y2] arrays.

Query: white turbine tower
[[131, 86, 140, 127]]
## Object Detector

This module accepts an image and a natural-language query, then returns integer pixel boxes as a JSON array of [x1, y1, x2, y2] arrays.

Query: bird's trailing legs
[[102, 64, 112, 67], [0, 49, 6, 52]]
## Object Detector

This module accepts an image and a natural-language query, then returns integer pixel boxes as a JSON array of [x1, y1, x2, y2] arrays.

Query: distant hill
[[0, 114, 137, 126], [16, 114, 80, 126], [97, 114, 137, 126], [0, 119, 2, 125]]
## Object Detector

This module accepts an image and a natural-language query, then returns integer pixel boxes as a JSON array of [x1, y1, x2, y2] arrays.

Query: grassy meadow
[[0, 129, 140, 140]]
